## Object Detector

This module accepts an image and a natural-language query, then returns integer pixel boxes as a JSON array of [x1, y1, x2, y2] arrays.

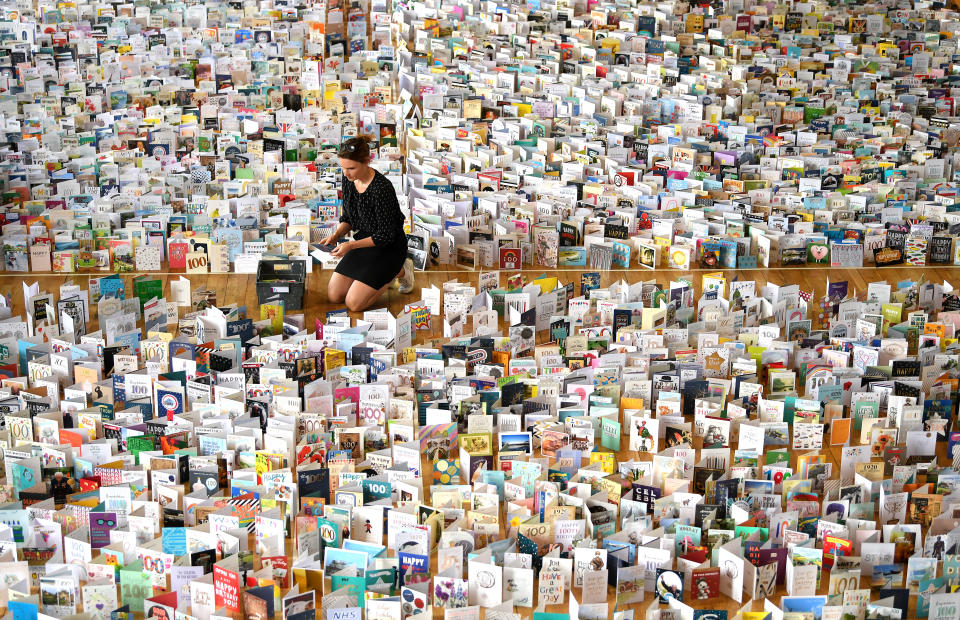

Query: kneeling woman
[[321, 136, 414, 312]]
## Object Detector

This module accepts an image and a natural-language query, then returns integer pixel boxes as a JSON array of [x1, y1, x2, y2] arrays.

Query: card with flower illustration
[[433, 577, 469, 608], [53, 250, 75, 273]]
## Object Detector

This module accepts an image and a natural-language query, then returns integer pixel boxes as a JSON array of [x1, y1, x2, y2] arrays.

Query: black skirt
[[335, 230, 408, 289]]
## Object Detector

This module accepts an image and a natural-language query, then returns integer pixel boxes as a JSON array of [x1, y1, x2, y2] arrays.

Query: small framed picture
[[409, 247, 428, 271], [456, 246, 476, 269], [498, 432, 532, 456]]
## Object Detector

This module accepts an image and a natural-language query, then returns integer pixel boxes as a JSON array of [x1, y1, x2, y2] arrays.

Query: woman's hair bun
[[338, 135, 372, 162]]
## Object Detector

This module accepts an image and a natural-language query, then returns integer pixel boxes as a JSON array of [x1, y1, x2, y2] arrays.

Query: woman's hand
[[320, 233, 340, 246], [330, 241, 353, 258]]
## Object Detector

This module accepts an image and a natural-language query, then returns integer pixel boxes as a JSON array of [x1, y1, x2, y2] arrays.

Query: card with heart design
[[806, 241, 830, 264]]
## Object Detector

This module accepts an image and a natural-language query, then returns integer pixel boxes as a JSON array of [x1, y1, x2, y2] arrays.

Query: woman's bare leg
[[344, 280, 390, 313], [328, 273, 354, 304]]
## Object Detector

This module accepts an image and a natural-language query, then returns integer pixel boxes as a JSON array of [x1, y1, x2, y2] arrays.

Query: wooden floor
[[10, 265, 952, 617], [9, 264, 959, 325]]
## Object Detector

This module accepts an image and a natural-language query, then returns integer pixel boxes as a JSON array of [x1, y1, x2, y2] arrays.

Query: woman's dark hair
[[338, 135, 372, 163]]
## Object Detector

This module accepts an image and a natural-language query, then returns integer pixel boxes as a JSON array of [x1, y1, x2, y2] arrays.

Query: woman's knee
[[345, 286, 379, 313], [345, 297, 368, 313], [328, 283, 347, 303], [344, 289, 371, 312]]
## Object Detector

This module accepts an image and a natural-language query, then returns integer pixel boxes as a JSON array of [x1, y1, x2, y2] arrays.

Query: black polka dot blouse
[[339, 171, 405, 246]]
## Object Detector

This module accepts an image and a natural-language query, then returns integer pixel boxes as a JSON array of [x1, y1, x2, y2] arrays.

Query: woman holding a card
[[321, 135, 414, 311]]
